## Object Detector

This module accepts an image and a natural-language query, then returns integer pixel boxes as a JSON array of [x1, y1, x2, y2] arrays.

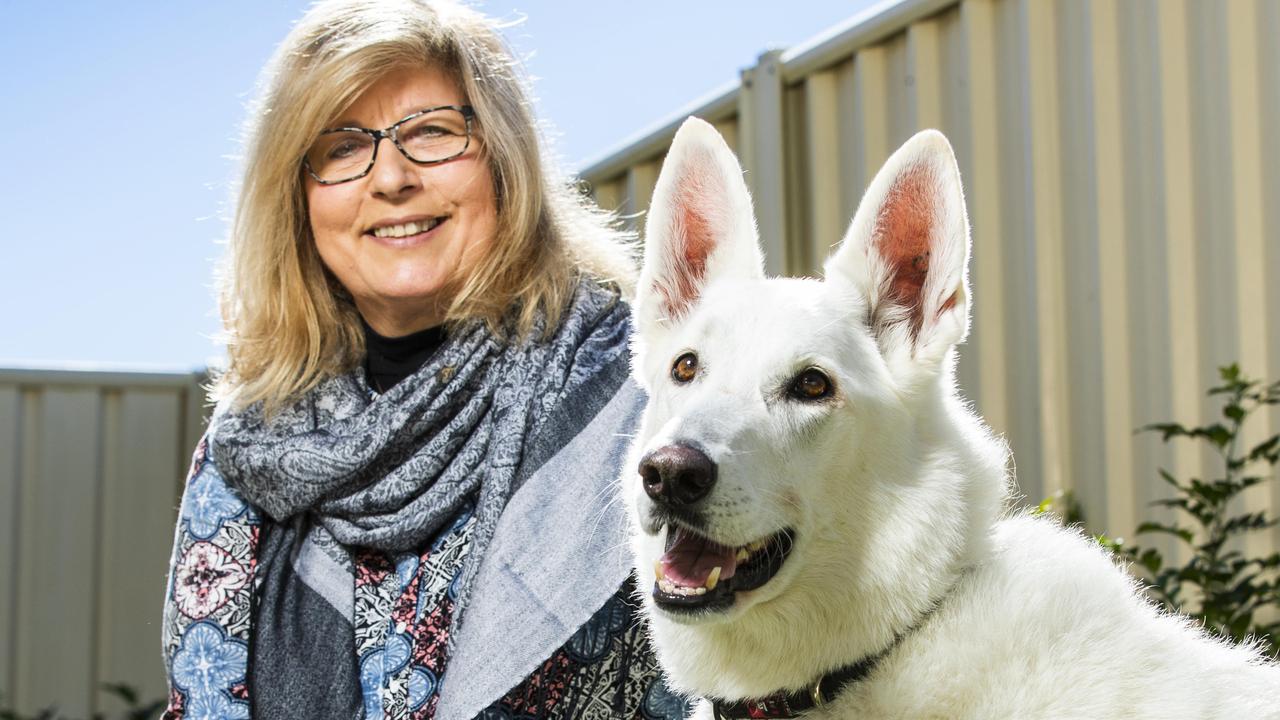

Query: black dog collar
[[709, 648, 886, 719], [707, 577, 962, 720]]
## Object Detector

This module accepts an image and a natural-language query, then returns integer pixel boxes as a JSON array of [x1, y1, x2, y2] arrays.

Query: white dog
[[623, 117, 1280, 719]]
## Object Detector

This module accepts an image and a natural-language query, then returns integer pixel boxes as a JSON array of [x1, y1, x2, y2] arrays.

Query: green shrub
[[1041, 365, 1280, 655]]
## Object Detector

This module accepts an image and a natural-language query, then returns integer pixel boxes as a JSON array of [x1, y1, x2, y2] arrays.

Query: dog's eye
[[671, 352, 698, 384], [788, 368, 833, 401]]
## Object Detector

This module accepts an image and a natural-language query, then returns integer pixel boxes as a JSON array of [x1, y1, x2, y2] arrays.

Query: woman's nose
[[368, 138, 422, 198]]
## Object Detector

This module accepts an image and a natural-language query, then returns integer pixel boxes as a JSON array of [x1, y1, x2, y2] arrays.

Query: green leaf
[[1145, 423, 1193, 441], [1156, 469, 1186, 491], [101, 682, 139, 705], [1238, 475, 1267, 491], [1138, 548, 1163, 574], [1248, 436, 1280, 463], [1224, 403, 1247, 423], [1094, 534, 1124, 554], [1136, 522, 1194, 544], [1204, 424, 1233, 449], [1189, 479, 1231, 506], [1222, 512, 1273, 535], [1034, 496, 1053, 515]]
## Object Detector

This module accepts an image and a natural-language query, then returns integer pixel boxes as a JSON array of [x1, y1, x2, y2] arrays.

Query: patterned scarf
[[207, 278, 632, 713]]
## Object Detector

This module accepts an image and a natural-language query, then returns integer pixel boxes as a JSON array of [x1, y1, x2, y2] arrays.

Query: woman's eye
[[328, 140, 361, 159], [671, 352, 698, 384], [407, 124, 449, 139], [788, 368, 833, 401]]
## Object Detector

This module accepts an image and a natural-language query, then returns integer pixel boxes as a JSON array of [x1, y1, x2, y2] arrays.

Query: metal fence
[[0, 368, 207, 717], [581, 0, 1280, 560]]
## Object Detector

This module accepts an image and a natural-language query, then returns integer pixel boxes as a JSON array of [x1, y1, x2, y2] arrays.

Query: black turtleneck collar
[[362, 319, 446, 393]]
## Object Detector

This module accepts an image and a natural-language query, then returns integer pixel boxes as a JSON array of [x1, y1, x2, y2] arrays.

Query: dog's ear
[[635, 117, 764, 332], [826, 130, 970, 373]]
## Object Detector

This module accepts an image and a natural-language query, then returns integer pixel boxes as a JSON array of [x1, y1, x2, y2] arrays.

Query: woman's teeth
[[372, 218, 441, 238]]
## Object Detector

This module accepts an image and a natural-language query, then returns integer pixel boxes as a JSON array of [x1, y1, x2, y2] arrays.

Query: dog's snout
[[638, 444, 717, 507]]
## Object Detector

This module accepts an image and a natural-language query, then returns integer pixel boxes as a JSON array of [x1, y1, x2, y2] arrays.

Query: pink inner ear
[[873, 162, 938, 335], [658, 162, 718, 318]]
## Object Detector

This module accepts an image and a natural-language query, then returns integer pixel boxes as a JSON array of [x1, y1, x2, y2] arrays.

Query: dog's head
[[625, 118, 995, 693]]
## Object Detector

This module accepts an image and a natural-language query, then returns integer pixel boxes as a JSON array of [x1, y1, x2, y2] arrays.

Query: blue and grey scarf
[[208, 278, 634, 717]]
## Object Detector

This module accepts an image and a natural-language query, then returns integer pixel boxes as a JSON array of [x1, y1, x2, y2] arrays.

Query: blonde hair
[[216, 0, 636, 414]]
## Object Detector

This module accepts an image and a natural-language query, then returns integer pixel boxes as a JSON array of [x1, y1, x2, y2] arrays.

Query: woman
[[161, 1, 687, 717]]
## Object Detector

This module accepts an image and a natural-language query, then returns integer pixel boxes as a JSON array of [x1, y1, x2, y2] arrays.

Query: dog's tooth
[[654, 561, 665, 581], [706, 566, 721, 591], [694, 587, 707, 595], [736, 548, 749, 562]]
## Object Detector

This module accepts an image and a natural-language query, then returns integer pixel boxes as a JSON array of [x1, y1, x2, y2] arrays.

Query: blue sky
[[1, 0, 880, 369]]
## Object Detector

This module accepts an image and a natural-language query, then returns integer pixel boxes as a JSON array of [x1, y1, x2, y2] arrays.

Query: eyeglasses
[[304, 104, 475, 185]]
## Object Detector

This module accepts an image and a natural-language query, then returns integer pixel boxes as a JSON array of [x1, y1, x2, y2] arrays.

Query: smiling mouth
[[367, 216, 447, 239], [652, 524, 795, 614]]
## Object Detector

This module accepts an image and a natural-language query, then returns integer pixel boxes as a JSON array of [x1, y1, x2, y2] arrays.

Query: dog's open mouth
[[652, 524, 795, 612]]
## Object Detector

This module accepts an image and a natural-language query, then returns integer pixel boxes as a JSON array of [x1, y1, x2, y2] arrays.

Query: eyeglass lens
[[306, 107, 470, 183]]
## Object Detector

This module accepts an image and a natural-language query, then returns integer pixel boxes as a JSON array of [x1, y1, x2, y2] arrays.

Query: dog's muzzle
[[637, 442, 795, 614]]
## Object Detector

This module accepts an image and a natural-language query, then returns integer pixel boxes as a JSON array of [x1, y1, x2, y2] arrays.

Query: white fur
[[624, 118, 1280, 719]]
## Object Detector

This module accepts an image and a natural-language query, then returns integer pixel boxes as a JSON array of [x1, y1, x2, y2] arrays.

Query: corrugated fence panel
[[0, 387, 18, 702], [783, 82, 810, 274], [1116, 0, 1180, 560], [802, 68, 841, 275], [954, 0, 1009, 437], [849, 44, 891, 214], [579, 0, 1280, 546], [97, 389, 185, 713], [592, 177, 625, 217], [1155, 0, 1207, 559], [0, 370, 206, 716], [1225, 0, 1276, 562], [1261, 0, 1280, 525], [18, 387, 101, 717], [712, 117, 739, 156], [625, 161, 660, 226]]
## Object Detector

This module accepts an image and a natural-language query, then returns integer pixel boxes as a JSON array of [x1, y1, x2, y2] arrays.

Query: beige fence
[[581, 0, 1280, 557], [0, 368, 207, 717]]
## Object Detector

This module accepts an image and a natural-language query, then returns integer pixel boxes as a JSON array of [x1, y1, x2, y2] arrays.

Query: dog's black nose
[[638, 444, 717, 507]]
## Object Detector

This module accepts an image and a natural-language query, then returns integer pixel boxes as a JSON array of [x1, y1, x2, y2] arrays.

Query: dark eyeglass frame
[[304, 104, 476, 185]]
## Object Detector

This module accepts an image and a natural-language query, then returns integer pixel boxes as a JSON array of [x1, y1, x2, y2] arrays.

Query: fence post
[[739, 49, 789, 277]]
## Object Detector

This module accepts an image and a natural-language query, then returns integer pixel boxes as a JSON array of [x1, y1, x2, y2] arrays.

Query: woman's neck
[[362, 319, 446, 392]]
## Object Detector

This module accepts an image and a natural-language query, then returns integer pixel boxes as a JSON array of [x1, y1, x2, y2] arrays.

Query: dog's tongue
[[660, 526, 738, 588]]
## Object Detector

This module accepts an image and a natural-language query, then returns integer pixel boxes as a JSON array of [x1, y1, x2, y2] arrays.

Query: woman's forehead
[[330, 64, 465, 127]]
